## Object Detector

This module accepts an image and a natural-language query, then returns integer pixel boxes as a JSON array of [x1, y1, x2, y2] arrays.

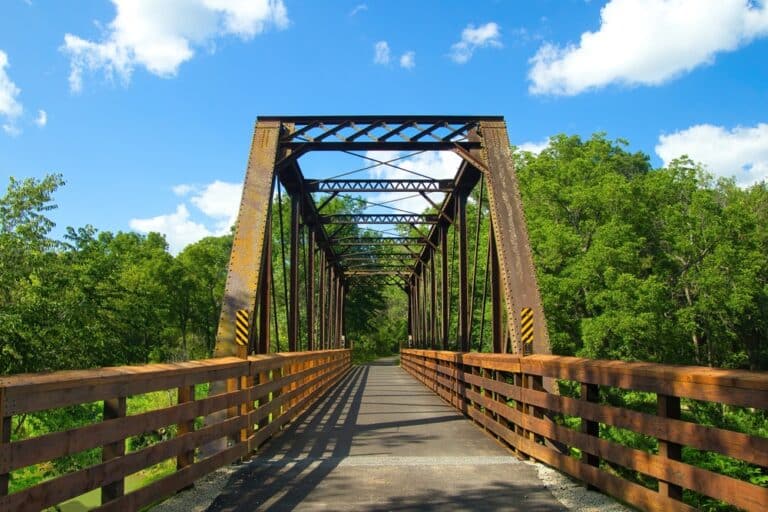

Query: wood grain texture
[[401, 349, 768, 512]]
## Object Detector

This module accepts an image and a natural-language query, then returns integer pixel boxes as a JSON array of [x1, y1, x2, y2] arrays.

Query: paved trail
[[205, 357, 567, 511]]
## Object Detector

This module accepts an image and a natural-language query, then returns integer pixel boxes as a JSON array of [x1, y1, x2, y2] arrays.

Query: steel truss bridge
[[0, 116, 765, 512]]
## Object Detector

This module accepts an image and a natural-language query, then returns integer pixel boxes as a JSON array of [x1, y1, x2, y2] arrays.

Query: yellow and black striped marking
[[521, 307, 534, 346], [235, 309, 250, 346]]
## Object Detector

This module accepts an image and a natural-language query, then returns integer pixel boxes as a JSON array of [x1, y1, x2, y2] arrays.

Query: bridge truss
[[214, 115, 549, 358]]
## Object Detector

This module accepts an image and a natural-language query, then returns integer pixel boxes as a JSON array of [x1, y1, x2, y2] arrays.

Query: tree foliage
[[516, 134, 768, 369]]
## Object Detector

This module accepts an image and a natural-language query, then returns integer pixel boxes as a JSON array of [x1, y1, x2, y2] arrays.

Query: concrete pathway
[[205, 357, 567, 511]]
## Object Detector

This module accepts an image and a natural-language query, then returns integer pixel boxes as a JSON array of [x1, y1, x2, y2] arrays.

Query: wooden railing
[[0, 349, 350, 512], [401, 349, 768, 512]]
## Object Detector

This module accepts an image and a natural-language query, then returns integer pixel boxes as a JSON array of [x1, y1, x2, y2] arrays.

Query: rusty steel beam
[[479, 120, 550, 355], [215, 120, 282, 358], [283, 141, 481, 152], [490, 225, 503, 353], [457, 192, 469, 352], [307, 179, 453, 193], [331, 251, 418, 260], [288, 196, 300, 352], [409, 161, 481, 276], [440, 226, 449, 350], [318, 251, 326, 349], [306, 229, 315, 351], [330, 237, 426, 246], [257, 227, 271, 354], [320, 214, 439, 225], [430, 253, 436, 349], [348, 275, 408, 289], [262, 115, 503, 124]]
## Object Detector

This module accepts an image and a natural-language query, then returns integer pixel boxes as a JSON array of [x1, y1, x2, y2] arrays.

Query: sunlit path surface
[[206, 357, 566, 511]]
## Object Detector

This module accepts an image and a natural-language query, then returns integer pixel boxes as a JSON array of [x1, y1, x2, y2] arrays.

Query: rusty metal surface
[[320, 214, 439, 225], [214, 120, 281, 358], [479, 120, 550, 355], [307, 179, 454, 193], [214, 115, 550, 362]]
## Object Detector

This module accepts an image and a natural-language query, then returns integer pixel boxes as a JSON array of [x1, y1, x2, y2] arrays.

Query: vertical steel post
[[329, 270, 336, 348], [421, 262, 431, 348], [430, 253, 436, 349], [340, 282, 346, 348], [318, 251, 326, 349], [441, 226, 449, 350], [258, 229, 272, 354], [406, 284, 413, 346], [288, 195, 300, 352], [306, 230, 315, 350], [457, 192, 469, 352], [336, 279, 343, 348], [415, 276, 422, 347], [489, 225, 503, 353]]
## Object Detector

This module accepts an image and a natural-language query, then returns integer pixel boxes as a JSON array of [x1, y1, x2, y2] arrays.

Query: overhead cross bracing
[[214, 115, 551, 360]]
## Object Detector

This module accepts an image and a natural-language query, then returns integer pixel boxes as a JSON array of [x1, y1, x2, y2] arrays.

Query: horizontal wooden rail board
[[0, 349, 351, 512], [401, 349, 768, 512]]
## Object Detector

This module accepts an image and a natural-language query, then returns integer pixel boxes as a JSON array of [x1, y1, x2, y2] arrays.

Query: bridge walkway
[[204, 357, 566, 511]]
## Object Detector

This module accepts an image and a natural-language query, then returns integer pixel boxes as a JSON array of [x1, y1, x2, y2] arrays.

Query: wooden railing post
[[177, 385, 196, 472], [226, 377, 240, 447], [514, 372, 527, 458], [240, 373, 254, 455], [101, 396, 126, 504], [530, 375, 545, 445], [0, 387, 10, 497], [257, 369, 270, 432], [581, 382, 600, 490], [657, 394, 683, 501]]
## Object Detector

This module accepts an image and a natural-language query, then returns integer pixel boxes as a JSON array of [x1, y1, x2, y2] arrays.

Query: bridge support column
[[257, 228, 272, 354], [489, 226, 504, 353], [319, 252, 326, 350], [288, 195, 300, 352], [479, 120, 549, 355], [215, 120, 281, 358], [457, 191, 469, 352], [430, 254, 436, 349], [441, 227, 448, 350], [306, 230, 315, 350]]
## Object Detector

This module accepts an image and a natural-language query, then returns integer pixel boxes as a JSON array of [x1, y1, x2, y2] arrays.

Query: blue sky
[[1, 0, 767, 253]]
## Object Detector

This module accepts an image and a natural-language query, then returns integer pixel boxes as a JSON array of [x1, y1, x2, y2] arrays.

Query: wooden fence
[[0, 349, 350, 511], [401, 349, 767, 512]]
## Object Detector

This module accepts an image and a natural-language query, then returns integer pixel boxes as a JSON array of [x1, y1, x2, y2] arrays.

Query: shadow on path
[[206, 358, 566, 511]]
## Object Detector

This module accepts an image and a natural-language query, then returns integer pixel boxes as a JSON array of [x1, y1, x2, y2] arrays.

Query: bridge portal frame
[[214, 115, 550, 358]]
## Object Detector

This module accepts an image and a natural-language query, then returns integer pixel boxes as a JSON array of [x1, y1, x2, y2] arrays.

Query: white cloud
[[399, 51, 415, 69], [189, 179, 242, 231], [2, 123, 21, 137], [449, 22, 502, 64], [61, 0, 289, 92], [130, 204, 213, 254], [172, 183, 195, 196], [350, 4, 367, 16], [656, 123, 768, 187], [34, 109, 47, 127], [364, 151, 462, 215], [516, 138, 549, 155], [130, 180, 242, 253], [373, 41, 390, 65], [529, 0, 768, 96], [0, 50, 23, 136]]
